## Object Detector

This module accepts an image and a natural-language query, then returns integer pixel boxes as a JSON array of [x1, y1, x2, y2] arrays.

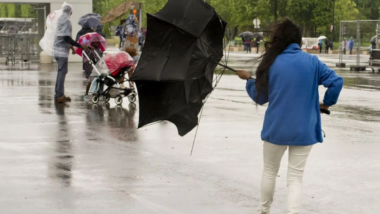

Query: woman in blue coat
[[348, 37, 355, 55], [236, 19, 343, 214]]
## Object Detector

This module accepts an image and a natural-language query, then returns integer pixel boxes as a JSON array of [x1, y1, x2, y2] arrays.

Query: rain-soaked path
[[0, 63, 379, 213]]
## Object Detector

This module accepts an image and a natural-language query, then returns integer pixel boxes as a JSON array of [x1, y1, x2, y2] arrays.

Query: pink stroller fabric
[[105, 51, 135, 75]]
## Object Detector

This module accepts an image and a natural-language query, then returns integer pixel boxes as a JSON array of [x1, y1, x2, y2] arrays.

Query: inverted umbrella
[[78, 13, 102, 28], [100, 1, 134, 24], [75, 32, 108, 56], [130, 0, 228, 136]]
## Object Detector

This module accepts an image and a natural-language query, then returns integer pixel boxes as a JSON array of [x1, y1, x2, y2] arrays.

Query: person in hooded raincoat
[[348, 37, 355, 55], [53, 3, 86, 103]]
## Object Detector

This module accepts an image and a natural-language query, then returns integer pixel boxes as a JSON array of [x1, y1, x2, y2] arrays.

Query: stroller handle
[[82, 50, 101, 76]]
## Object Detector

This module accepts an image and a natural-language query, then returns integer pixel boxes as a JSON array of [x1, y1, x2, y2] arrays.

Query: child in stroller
[[84, 51, 137, 105]]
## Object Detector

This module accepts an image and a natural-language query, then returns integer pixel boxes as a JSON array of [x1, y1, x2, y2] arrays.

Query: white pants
[[261, 141, 313, 214]]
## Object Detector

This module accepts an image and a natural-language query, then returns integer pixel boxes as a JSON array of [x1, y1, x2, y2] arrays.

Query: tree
[[353, 0, 380, 20], [0, 4, 6, 17], [7, 4, 16, 18], [20, 5, 32, 18]]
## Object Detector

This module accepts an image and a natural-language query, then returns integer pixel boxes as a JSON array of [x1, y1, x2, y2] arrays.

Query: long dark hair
[[255, 18, 302, 101]]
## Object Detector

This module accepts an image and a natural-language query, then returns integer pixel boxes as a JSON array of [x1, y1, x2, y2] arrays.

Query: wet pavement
[[0, 62, 380, 213]]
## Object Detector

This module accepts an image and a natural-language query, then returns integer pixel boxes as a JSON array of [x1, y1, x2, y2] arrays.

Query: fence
[[338, 20, 380, 70], [0, 34, 40, 65], [0, 18, 40, 65]]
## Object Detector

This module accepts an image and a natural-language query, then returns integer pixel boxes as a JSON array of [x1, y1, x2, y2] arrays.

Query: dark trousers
[[244, 43, 251, 53], [349, 48, 353, 55], [256, 43, 260, 53], [325, 46, 329, 54], [318, 44, 322, 53], [54, 57, 68, 99], [343, 48, 346, 55]]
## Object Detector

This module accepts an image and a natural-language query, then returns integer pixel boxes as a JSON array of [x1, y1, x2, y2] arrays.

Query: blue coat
[[246, 43, 343, 146], [348, 39, 355, 49]]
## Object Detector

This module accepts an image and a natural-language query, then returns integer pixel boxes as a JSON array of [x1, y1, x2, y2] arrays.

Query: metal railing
[[0, 34, 40, 65]]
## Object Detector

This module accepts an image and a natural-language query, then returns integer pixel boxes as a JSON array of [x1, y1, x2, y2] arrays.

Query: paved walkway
[[0, 63, 379, 213]]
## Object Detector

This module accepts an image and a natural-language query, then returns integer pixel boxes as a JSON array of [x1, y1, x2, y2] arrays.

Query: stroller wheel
[[115, 96, 123, 105], [92, 96, 99, 104], [128, 93, 136, 103]]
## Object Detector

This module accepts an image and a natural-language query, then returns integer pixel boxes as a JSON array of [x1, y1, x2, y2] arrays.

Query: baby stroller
[[83, 50, 137, 105]]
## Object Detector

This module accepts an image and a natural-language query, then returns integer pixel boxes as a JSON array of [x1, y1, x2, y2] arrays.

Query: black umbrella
[[238, 31, 253, 40], [239, 31, 254, 37], [130, 0, 230, 136], [78, 13, 102, 29]]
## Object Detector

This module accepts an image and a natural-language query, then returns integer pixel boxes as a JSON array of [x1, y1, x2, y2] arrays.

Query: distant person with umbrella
[[348, 37, 355, 55], [96, 24, 106, 38], [325, 38, 330, 54], [255, 37, 261, 53], [236, 18, 343, 214], [318, 39, 323, 53], [76, 13, 102, 41], [241, 36, 247, 52], [244, 39, 252, 53]]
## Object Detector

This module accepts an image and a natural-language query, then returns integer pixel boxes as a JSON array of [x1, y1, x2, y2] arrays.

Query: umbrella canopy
[[78, 13, 102, 28], [75, 32, 108, 56], [239, 31, 262, 41], [100, 1, 134, 24], [370, 36, 377, 43], [130, 0, 226, 136], [239, 31, 254, 37], [318, 36, 326, 40]]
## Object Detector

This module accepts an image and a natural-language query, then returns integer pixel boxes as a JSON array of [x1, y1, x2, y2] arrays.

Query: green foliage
[[353, 0, 380, 20], [91, 0, 378, 41], [0, 4, 6, 17], [20, 5, 32, 18], [0, 4, 36, 18], [7, 4, 16, 18]]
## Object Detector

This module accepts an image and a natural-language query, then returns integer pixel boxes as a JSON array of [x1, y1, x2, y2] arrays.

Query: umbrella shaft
[[216, 62, 236, 72]]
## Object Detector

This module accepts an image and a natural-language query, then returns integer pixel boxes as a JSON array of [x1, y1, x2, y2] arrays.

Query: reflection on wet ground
[[0, 63, 379, 213]]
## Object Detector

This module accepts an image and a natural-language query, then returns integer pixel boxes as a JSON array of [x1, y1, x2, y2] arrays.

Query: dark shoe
[[55, 96, 67, 103], [63, 95, 71, 102]]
